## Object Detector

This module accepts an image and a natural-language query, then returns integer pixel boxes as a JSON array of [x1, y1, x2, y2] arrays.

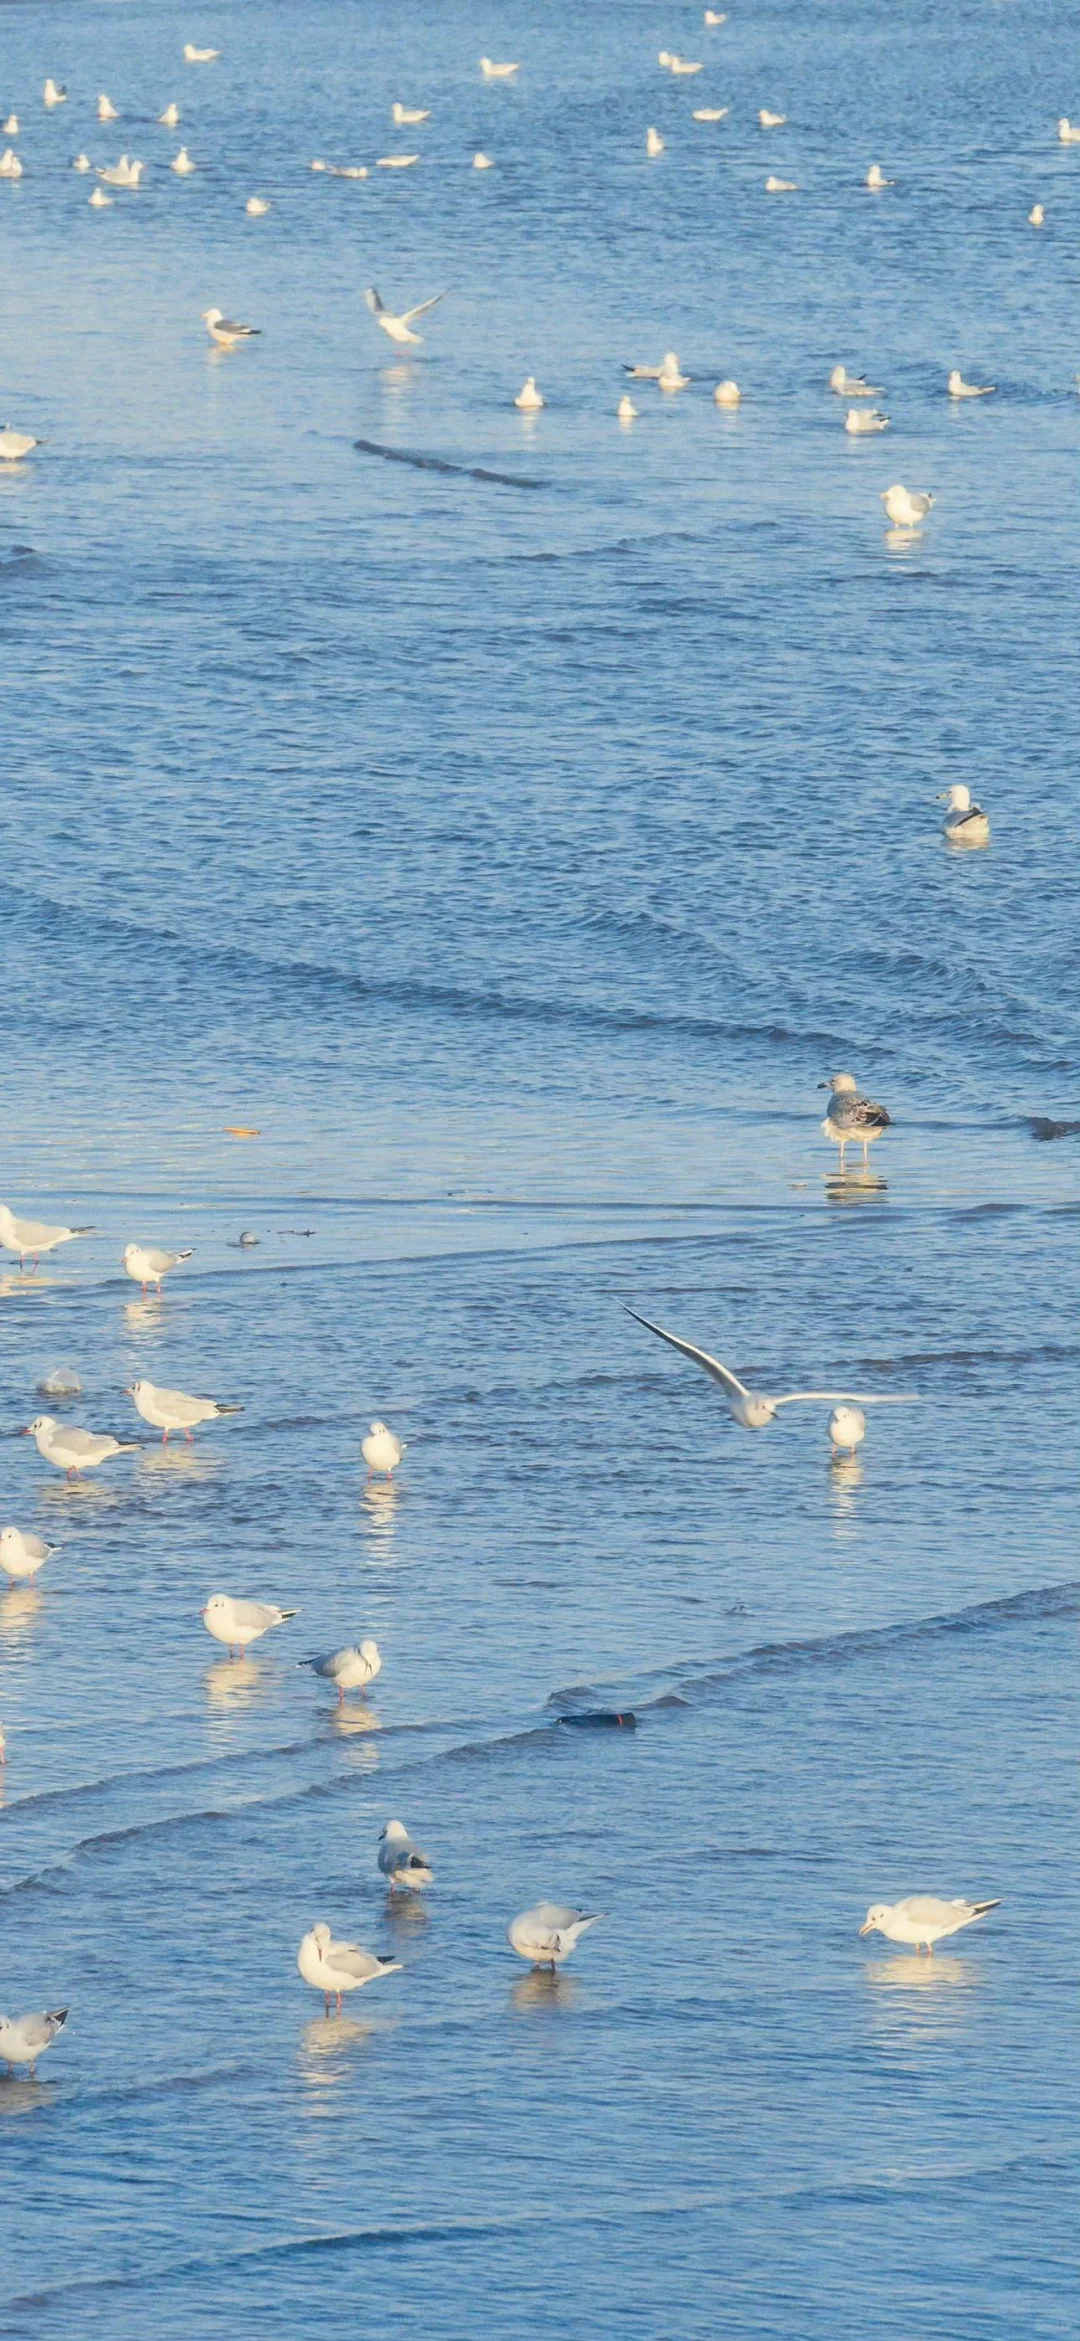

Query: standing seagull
[[859, 1895, 1000, 1954], [297, 1925, 401, 2015], [881, 483, 933, 529], [22, 1416, 138, 1480], [0, 1204, 92, 1269], [361, 1422, 406, 1480], [627, 1311, 917, 1432], [201, 1593, 298, 1654], [201, 308, 259, 350], [378, 1820, 434, 1890], [0, 2009, 68, 2074], [507, 1905, 603, 1971], [122, 1241, 194, 1291], [126, 1378, 243, 1442], [300, 1638, 381, 1701], [364, 286, 447, 346], [818, 1072, 891, 1172]]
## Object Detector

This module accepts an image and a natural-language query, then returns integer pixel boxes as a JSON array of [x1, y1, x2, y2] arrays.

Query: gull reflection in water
[[40, 1477, 120, 1514], [1, 1273, 56, 1301], [384, 1893, 429, 1940], [298, 2013, 376, 2109], [123, 1297, 166, 1336], [825, 1172, 888, 1208], [828, 1452, 863, 1539], [205, 1656, 265, 1712], [511, 1970, 581, 2016], [0, 2076, 49, 2119], [0, 1584, 42, 1641], [138, 1444, 219, 1484], [865, 1953, 979, 2042], [330, 1701, 381, 1746], [361, 1481, 399, 1543]]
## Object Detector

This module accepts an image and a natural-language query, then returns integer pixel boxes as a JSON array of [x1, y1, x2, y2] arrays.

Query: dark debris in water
[[1029, 1116, 1080, 1142], [554, 1709, 636, 1730]]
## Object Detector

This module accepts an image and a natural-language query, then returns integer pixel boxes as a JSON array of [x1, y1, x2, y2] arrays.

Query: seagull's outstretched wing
[[364, 287, 386, 316], [402, 290, 448, 324], [770, 1391, 920, 1409], [627, 1310, 751, 1401]]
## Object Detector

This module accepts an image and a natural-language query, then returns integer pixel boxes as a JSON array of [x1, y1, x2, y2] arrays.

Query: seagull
[[829, 364, 882, 396], [378, 1820, 433, 1891], [658, 352, 689, 390], [245, 196, 270, 214], [1029, 202, 1044, 225], [938, 782, 990, 847], [759, 108, 786, 127], [1058, 117, 1080, 142], [201, 1593, 298, 1655], [392, 103, 429, 125], [361, 1422, 406, 1480], [159, 102, 180, 126], [22, 1416, 139, 1480], [480, 57, 519, 78], [507, 1905, 603, 1971], [617, 394, 638, 421], [827, 1405, 868, 1456], [126, 1378, 243, 1443], [98, 95, 119, 122], [881, 483, 933, 529], [0, 1203, 92, 1268], [515, 375, 545, 410], [376, 153, 419, 168], [0, 2009, 68, 2074], [297, 1925, 401, 2015], [171, 146, 196, 173], [669, 57, 703, 75], [948, 369, 995, 397], [646, 126, 665, 157], [0, 1527, 58, 1582], [201, 307, 260, 349], [99, 158, 144, 187], [0, 150, 23, 179], [627, 1310, 916, 1431], [704, 9, 727, 23], [43, 80, 67, 108], [183, 44, 220, 63], [301, 1638, 381, 1700], [2, 115, 18, 136], [0, 423, 43, 459], [89, 187, 113, 207], [713, 379, 741, 406], [818, 1072, 891, 1170], [72, 153, 91, 172], [765, 174, 798, 192], [865, 163, 893, 189], [472, 151, 493, 169], [845, 407, 889, 434], [311, 160, 368, 177], [122, 1240, 194, 1289], [364, 286, 446, 346], [693, 108, 729, 122], [859, 1896, 1000, 1954]]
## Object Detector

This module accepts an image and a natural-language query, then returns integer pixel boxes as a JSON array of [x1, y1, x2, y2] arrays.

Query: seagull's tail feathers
[[966, 1899, 1002, 1917], [72, 1226, 96, 1235], [278, 1608, 301, 1621], [175, 1249, 195, 1262], [215, 1404, 245, 1415], [47, 2008, 69, 2027], [376, 1956, 404, 1973]]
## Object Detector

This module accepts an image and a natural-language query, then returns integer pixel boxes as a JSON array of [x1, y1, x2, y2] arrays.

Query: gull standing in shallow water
[[201, 1593, 298, 1654], [126, 1379, 244, 1442], [0, 1527, 58, 1582], [123, 1240, 194, 1290], [628, 1311, 917, 1431], [515, 376, 544, 409], [0, 2009, 68, 2074], [300, 1638, 381, 1701], [378, 1821, 433, 1890], [881, 483, 933, 529], [364, 286, 447, 345], [938, 783, 990, 846], [818, 1072, 891, 1171], [0, 1203, 93, 1268], [860, 1896, 1000, 1953], [508, 1905, 603, 1971], [22, 1416, 138, 1480], [362, 1422, 406, 1480], [298, 1925, 402, 2014]]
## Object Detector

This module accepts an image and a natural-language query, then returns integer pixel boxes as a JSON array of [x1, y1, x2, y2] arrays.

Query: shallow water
[[1, 0, 1078, 2333]]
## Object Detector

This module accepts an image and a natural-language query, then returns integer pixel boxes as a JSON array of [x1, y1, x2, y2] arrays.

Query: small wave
[[354, 437, 547, 490]]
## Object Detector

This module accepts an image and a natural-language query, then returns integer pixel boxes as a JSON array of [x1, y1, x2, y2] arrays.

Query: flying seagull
[[364, 286, 447, 345], [627, 1310, 917, 1432]]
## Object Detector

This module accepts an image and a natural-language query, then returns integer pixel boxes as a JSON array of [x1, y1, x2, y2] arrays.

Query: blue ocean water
[[1, 0, 1078, 2333]]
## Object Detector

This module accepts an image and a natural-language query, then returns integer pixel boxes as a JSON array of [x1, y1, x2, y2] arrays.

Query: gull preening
[[122, 1240, 194, 1289], [171, 146, 196, 174], [508, 1905, 603, 1971], [183, 44, 220, 64], [202, 309, 262, 349], [0, 1203, 93, 1269], [126, 1378, 243, 1443], [378, 1820, 433, 1891], [98, 95, 119, 122], [938, 782, 990, 847], [759, 108, 786, 127], [628, 1310, 916, 1432], [362, 1422, 406, 1480], [0, 426, 41, 461], [43, 81, 67, 108], [201, 1593, 298, 1654], [1058, 117, 1080, 143], [300, 1637, 381, 1701], [392, 104, 429, 125], [364, 286, 446, 345], [845, 407, 889, 434], [0, 2009, 67, 2074], [0, 150, 23, 179], [765, 175, 798, 192], [1029, 202, 1045, 225], [713, 379, 741, 406], [819, 1072, 892, 1171], [298, 1925, 401, 2014], [646, 127, 665, 158], [948, 369, 995, 397], [0, 1527, 58, 1582], [480, 57, 519, 79], [658, 352, 689, 390], [515, 376, 545, 410], [22, 1416, 138, 1480], [160, 102, 180, 126], [830, 364, 882, 396], [881, 482, 933, 529], [865, 163, 893, 189], [860, 1896, 1000, 1953]]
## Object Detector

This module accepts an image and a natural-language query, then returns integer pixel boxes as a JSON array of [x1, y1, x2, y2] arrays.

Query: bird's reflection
[[329, 1700, 381, 1740], [883, 526, 923, 553], [0, 1584, 42, 1639], [864, 1954, 978, 2042], [123, 1297, 164, 1336], [829, 1453, 863, 1538], [0, 2076, 49, 2118], [384, 1893, 428, 1939], [297, 2013, 374, 2104], [204, 1655, 264, 1710], [866, 1953, 977, 1991], [138, 1444, 219, 1483], [511, 1970, 580, 2015], [825, 1172, 888, 1207], [380, 362, 412, 391], [40, 1478, 120, 1512], [360, 1482, 399, 1541], [0, 1273, 53, 1300]]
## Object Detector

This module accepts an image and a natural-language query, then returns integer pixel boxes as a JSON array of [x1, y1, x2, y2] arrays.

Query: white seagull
[[669, 57, 703, 76], [2, 116, 18, 136], [938, 782, 990, 847], [628, 1310, 916, 1432], [827, 1405, 867, 1456], [201, 1593, 298, 1654], [201, 308, 261, 349], [300, 1638, 381, 1701], [364, 286, 446, 345], [22, 1416, 138, 1480], [0, 2009, 68, 2074], [0, 1527, 58, 1582], [646, 127, 665, 157], [89, 188, 113, 207], [378, 1820, 433, 1891], [126, 1378, 243, 1443], [361, 1422, 406, 1480], [759, 108, 786, 127], [98, 95, 119, 122], [1029, 202, 1044, 225], [765, 174, 798, 192], [693, 108, 729, 122], [658, 351, 689, 390], [508, 1904, 603, 1971], [72, 153, 91, 172], [480, 57, 519, 78], [0, 149, 24, 178], [311, 160, 368, 178], [515, 376, 544, 409], [1058, 117, 1080, 142], [392, 104, 429, 125], [122, 1240, 194, 1290], [297, 1925, 401, 2015], [618, 394, 638, 421], [865, 163, 893, 189], [43, 80, 67, 108], [99, 158, 144, 187], [845, 407, 889, 434], [881, 482, 933, 529], [860, 1895, 1000, 1953], [704, 10, 727, 23], [0, 425, 43, 460], [0, 1203, 92, 1268], [183, 44, 220, 63], [713, 380, 741, 406], [948, 369, 995, 398], [830, 364, 882, 396], [171, 146, 196, 173], [245, 196, 270, 215], [472, 152, 493, 169], [376, 153, 419, 168], [818, 1071, 892, 1170], [160, 102, 180, 126]]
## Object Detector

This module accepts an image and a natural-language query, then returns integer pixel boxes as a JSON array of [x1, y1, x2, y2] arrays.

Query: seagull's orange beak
[[858, 1920, 874, 1936]]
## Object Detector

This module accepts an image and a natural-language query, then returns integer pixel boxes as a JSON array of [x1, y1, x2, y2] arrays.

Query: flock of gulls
[[1, 20, 1007, 2078]]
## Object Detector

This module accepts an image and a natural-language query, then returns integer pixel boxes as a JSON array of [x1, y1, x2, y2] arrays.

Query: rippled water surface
[[2, 0, 1078, 2333]]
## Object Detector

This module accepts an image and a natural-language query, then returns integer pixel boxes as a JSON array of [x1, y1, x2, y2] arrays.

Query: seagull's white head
[[23, 1415, 53, 1438], [938, 784, 971, 811], [201, 1593, 230, 1621], [359, 1637, 381, 1663], [127, 1379, 150, 1398], [201, 308, 223, 326], [829, 364, 847, 389], [381, 1820, 408, 1842], [859, 1904, 887, 1936], [820, 1073, 857, 1095], [311, 1922, 333, 1949], [122, 1242, 140, 1261], [368, 1420, 387, 1435], [947, 370, 963, 393]]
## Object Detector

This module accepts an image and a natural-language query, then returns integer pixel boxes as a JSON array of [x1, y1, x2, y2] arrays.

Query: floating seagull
[[43, 80, 67, 108], [123, 1239, 194, 1289], [98, 95, 119, 122], [160, 102, 180, 126], [628, 1310, 916, 1431], [617, 393, 638, 421], [658, 351, 689, 390], [392, 103, 429, 125], [99, 157, 144, 187], [300, 1637, 381, 1701], [860, 1895, 1000, 1953], [646, 126, 665, 157], [669, 57, 703, 75], [658, 51, 673, 65], [2, 115, 18, 136], [759, 108, 786, 127], [515, 375, 545, 410], [938, 782, 990, 847], [376, 152, 419, 168], [845, 407, 889, 434], [362, 1421, 406, 1479], [0, 2009, 67, 2075], [828, 1405, 868, 1456], [507, 1905, 603, 1971], [171, 145, 196, 173], [765, 174, 798, 192], [297, 1925, 401, 2015], [472, 151, 493, 169], [948, 368, 995, 397], [22, 1416, 138, 1480], [713, 379, 741, 406], [881, 482, 933, 529], [1058, 117, 1080, 142], [480, 57, 519, 78], [126, 1378, 243, 1443], [311, 159, 369, 177], [818, 1072, 891, 1170], [89, 187, 112, 207], [364, 285, 446, 345], [865, 163, 893, 189], [201, 1593, 298, 1655], [0, 150, 23, 179], [245, 195, 269, 215], [1029, 202, 1044, 225], [183, 44, 220, 63], [0, 425, 41, 460], [0, 1527, 57, 1582], [378, 1820, 433, 1891], [693, 107, 729, 122], [704, 9, 727, 22], [829, 364, 882, 396], [0, 1203, 92, 1268], [72, 153, 91, 172]]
